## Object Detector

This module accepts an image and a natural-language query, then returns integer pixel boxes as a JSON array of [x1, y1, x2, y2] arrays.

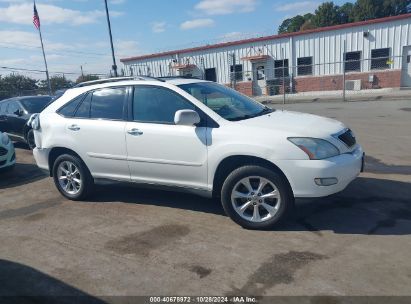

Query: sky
[[0, 0, 353, 80]]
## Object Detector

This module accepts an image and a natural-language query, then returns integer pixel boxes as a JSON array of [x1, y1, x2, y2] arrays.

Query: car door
[[5, 100, 23, 138], [66, 87, 131, 181], [0, 101, 9, 132], [125, 85, 208, 190]]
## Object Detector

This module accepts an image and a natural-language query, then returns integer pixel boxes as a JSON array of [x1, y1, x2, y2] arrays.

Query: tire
[[25, 129, 36, 150], [52, 154, 94, 200], [221, 165, 294, 230]]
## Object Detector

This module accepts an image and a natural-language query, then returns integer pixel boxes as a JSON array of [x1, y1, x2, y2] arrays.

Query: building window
[[205, 68, 217, 82], [344, 51, 361, 72], [274, 59, 289, 78], [230, 64, 243, 81], [371, 48, 390, 70], [297, 57, 313, 76]]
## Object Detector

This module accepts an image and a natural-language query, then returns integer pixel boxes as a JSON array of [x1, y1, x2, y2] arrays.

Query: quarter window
[[371, 48, 390, 70], [90, 87, 127, 120], [133, 86, 195, 124], [58, 94, 85, 117], [297, 57, 313, 76], [344, 51, 361, 72], [74, 93, 92, 118]]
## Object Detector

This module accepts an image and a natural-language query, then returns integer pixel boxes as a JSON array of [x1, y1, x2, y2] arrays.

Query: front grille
[[338, 129, 356, 147], [0, 160, 6, 167], [0, 147, 7, 157]]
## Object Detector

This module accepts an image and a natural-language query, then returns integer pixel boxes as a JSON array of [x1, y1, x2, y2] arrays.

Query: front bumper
[[0, 142, 16, 170], [275, 145, 364, 198]]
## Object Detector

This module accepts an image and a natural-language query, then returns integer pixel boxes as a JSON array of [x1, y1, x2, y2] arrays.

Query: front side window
[[178, 82, 273, 121], [133, 86, 195, 124], [371, 48, 390, 70], [90, 87, 127, 120]]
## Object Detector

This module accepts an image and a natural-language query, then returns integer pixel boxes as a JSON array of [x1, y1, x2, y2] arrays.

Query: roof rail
[[158, 76, 202, 80], [73, 77, 134, 88], [73, 76, 165, 88]]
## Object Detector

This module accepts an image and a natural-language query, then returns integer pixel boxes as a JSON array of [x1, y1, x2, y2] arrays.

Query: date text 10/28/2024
[[149, 296, 257, 303]]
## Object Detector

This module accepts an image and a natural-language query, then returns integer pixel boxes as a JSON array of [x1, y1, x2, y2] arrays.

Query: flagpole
[[38, 28, 52, 95], [34, 0, 51, 95]]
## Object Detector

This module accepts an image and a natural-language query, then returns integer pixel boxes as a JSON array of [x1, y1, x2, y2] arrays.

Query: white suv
[[32, 77, 364, 229]]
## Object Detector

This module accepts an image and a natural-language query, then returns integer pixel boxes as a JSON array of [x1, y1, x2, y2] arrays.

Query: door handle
[[127, 128, 143, 136], [68, 124, 80, 131]]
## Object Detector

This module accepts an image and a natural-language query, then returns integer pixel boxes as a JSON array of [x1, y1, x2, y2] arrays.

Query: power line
[[0, 66, 106, 76], [0, 42, 109, 58]]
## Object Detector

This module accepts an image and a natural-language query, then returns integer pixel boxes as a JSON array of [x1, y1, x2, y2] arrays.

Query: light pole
[[104, 0, 118, 77]]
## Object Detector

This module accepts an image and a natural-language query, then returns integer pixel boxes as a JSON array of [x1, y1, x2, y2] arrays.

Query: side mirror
[[174, 109, 200, 126], [14, 109, 23, 116]]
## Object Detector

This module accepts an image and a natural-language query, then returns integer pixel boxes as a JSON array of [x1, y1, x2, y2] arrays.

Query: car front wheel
[[26, 129, 36, 150], [221, 165, 294, 229], [52, 154, 94, 200]]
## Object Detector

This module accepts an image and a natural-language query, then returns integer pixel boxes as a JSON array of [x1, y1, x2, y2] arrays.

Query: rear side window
[[90, 87, 127, 120], [58, 94, 85, 117], [133, 86, 195, 124], [7, 101, 20, 115], [0, 102, 8, 114]]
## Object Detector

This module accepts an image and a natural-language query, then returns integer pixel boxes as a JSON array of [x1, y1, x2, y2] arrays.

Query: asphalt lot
[[0, 98, 410, 300]]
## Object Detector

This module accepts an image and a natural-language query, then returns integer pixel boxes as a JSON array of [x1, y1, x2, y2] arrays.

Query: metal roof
[[121, 13, 411, 63]]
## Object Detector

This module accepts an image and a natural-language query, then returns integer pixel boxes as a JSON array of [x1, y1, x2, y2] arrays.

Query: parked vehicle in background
[[0, 96, 53, 149], [31, 77, 364, 229], [0, 131, 16, 171]]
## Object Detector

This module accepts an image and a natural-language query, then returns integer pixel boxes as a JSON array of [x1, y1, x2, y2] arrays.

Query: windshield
[[178, 82, 273, 121], [20, 96, 52, 113]]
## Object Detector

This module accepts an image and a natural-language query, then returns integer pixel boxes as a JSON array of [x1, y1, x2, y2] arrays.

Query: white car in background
[[0, 131, 16, 171], [31, 77, 364, 229]]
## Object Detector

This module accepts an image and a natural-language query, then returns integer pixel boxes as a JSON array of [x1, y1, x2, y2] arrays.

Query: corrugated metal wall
[[124, 17, 411, 84]]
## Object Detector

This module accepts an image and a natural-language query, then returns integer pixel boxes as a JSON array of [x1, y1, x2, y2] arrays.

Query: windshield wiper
[[228, 107, 274, 121]]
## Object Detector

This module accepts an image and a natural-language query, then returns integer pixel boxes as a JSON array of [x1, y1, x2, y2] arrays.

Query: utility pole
[[104, 0, 118, 77], [80, 65, 84, 77]]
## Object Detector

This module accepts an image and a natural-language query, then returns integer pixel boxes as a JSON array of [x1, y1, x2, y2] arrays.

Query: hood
[[236, 110, 346, 138]]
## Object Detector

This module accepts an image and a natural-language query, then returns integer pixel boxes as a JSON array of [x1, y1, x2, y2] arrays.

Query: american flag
[[33, 1, 40, 29]]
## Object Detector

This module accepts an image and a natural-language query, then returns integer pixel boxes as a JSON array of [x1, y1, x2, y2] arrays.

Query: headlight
[[288, 137, 340, 160], [1, 133, 10, 146]]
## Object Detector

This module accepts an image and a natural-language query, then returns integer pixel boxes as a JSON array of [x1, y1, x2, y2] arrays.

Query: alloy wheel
[[57, 161, 82, 195], [230, 176, 281, 223]]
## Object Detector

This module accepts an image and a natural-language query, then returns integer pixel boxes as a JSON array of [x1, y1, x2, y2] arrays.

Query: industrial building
[[120, 13, 411, 96]]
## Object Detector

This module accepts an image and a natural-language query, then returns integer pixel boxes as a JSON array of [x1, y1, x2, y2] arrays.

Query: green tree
[[312, 2, 340, 27], [338, 3, 355, 24], [352, 0, 384, 21], [278, 13, 314, 34], [39, 75, 74, 92], [382, 0, 410, 16], [0, 74, 38, 100], [76, 74, 100, 84]]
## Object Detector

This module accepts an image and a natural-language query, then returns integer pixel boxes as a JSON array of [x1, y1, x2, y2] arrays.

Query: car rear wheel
[[221, 165, 294, 229], [52, 154, 94, 200]]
